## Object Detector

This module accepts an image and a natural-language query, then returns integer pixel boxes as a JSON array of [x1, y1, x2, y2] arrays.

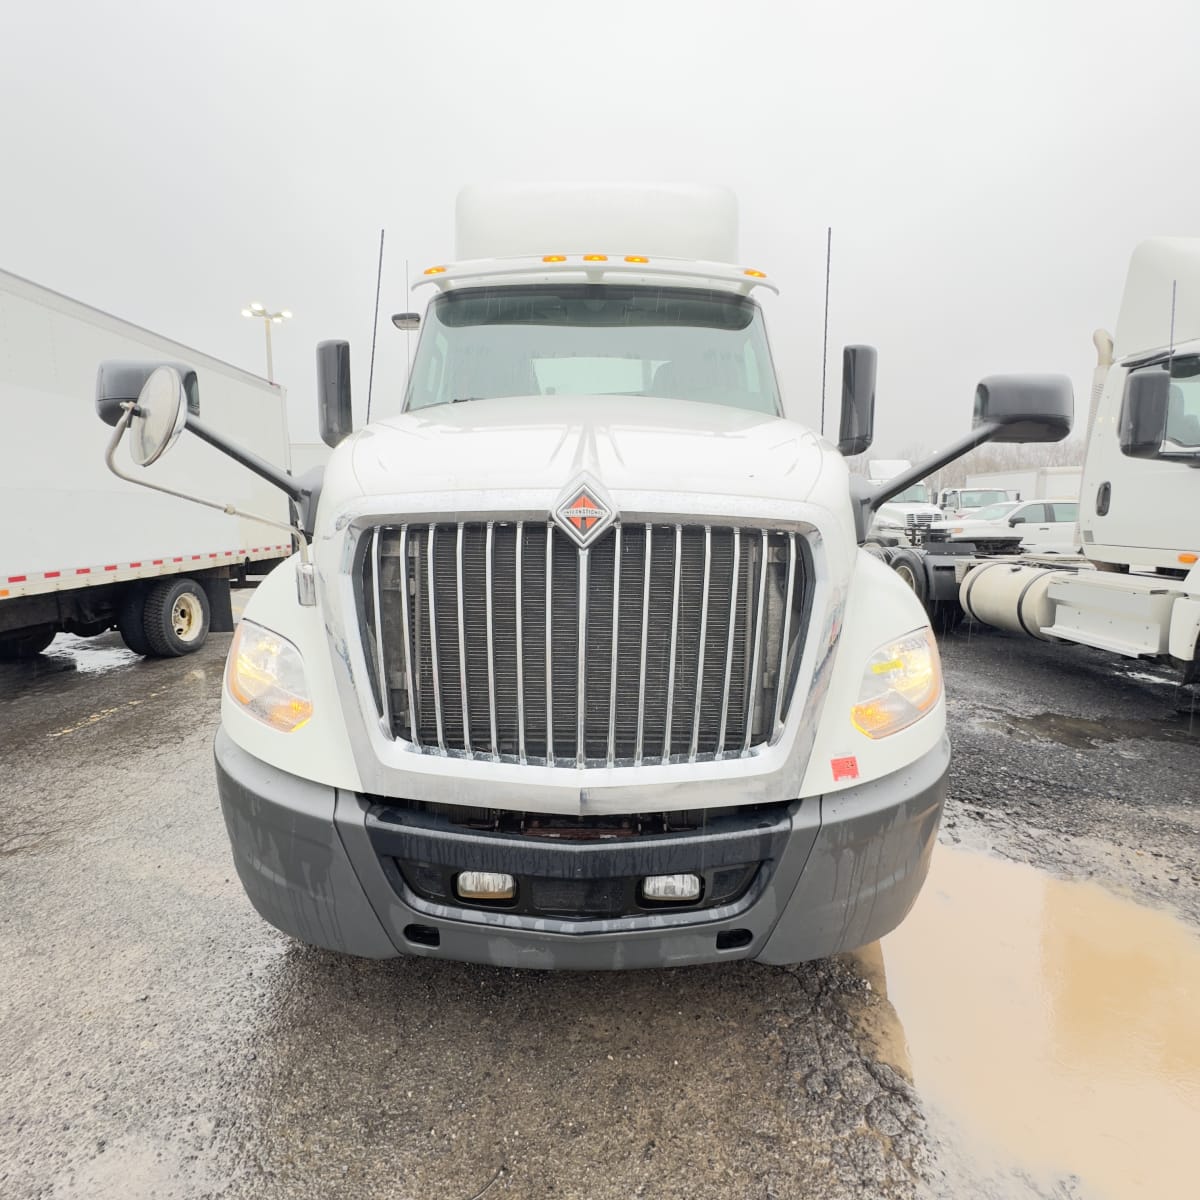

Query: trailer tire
[[117, 586, 152, 656], [142, 577, 210, 657], [863, 542, 888, 562], [889, 548, 929, 604], [0, 627, 56, 659]]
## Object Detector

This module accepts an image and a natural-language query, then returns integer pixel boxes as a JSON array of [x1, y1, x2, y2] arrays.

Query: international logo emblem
[[553, 476, 617, 548]]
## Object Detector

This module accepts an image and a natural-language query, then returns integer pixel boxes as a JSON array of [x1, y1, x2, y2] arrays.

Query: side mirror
[[391, 312, 421, 331], [129, 366, 188, 465], [1008, 515, 1025, 526], [837, 345, 876, 455], [1119, 367, 1170, 458], [96, 360, 198, 428], [972, 374, 1073, 442], [317, 340, 353, 448]]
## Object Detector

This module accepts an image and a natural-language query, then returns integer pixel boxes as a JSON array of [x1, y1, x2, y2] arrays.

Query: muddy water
[[856, 846, 1200, 1199]]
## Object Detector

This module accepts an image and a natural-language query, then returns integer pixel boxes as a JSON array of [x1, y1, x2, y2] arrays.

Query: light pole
[[240, 302, 292, 382]]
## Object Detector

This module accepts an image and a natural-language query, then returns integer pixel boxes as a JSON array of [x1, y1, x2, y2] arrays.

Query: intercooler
[[361, 521, 810, 767]]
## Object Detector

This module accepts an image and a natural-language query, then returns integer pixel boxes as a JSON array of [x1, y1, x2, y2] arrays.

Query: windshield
[[957, 490, 1009, 508], [973, 502, 1020, 520], [404, 284, 780, 415], [891, 484, 929, 503]]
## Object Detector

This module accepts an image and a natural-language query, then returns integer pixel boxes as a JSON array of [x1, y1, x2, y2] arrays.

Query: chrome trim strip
[[426, 522, 445, 753], [689, 525, 712, 761], [744, 530, 768, 753], [662, 524, 682, 761], [576, 547, 588, 768], [717, 527, 740, 756], [773, 532, 796, 734], [545, 522, 554, 763], [485, 521, 497, 758], [634, 523, 652, 765], [606, 524, 621, 767], [371, 526, 392, 734], [456, 523, 472, 754], [515, 521, 526, 764]]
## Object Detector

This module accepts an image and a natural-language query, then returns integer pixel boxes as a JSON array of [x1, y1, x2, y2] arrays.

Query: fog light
[[642, 873, 702, 903], [455, 871, 516, 902]]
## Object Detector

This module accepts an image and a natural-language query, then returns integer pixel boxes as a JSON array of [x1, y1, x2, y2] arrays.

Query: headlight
[[226, 620, 313, 732], [850, 628, 941, 738]]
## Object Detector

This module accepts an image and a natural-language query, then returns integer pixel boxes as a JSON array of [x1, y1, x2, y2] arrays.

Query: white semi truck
[[93, 183, 1071, 968], [938, 465, 1083, 511], [0, 268, 293, 658], [874, 240, 1200, 706]]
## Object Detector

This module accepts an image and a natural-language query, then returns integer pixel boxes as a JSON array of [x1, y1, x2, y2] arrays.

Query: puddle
[[41, 634, 140, 675], [859, 846, 1200, 1199], [982, 710, 1197, 749]]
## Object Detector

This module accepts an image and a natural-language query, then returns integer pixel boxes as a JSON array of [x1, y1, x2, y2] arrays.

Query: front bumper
[[215, 728, 948, 969]]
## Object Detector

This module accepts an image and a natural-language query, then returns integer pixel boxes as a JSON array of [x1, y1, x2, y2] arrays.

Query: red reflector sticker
[[832, 756, 859, 782]]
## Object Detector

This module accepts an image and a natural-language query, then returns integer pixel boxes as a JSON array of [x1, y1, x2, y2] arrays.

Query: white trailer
[[0, 268, 293, 658], [962, 465, 1082, 502]]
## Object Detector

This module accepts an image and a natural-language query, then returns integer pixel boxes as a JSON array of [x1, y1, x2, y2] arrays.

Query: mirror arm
[[186, 414, 305, 502], [870, 422, 1001, 508], [104, 404, 317, 606]]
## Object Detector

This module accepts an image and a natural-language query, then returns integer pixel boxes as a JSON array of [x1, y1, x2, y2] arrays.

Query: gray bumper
[[215, 729, 948, 969]]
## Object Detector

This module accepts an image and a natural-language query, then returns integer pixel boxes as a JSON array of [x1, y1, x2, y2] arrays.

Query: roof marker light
[[624, 255, 649, 263], [423, 265, 447, 275], [743, 268, 767, 278], [583, 254, 608, 262], [542, 254, 567, 263]]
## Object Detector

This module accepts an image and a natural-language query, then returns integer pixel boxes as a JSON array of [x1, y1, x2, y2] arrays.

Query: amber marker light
[[582, 254, 609, 262], [743, 268, 767, 278], [624, 255, 650, 263], [423, 265, 447, 275], [1180, 552, 1198, 564], [542, 254, 567, 262]]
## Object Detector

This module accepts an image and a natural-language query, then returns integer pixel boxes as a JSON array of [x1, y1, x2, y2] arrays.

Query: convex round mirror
[[132, 366, 188, 466]]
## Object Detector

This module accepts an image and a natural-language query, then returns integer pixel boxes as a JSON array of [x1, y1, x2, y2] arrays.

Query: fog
[[2, 0, 1196, 452]]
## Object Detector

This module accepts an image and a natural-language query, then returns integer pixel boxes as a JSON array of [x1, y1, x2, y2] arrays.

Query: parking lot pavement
[[1, 620, 1196, 1200]]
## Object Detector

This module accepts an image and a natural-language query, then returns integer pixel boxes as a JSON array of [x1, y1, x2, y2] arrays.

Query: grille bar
[[369, 520, 809, 767]]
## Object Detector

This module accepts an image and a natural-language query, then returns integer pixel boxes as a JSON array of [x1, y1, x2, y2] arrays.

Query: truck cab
[[95, 184, 1071, 968]]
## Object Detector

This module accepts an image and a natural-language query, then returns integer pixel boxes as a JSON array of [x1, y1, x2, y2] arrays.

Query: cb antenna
[[366, 228, 385, 422], [820, 226, 832, 437]]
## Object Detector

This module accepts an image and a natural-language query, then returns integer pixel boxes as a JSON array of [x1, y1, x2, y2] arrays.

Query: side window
[[1051, 502, 1078, 522], [1166, 359, 1200, 447], [1011, 503, 1045, 524]]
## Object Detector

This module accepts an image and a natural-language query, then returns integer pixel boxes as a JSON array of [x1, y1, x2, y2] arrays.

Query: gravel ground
[[0, 616, 1195, 1199]]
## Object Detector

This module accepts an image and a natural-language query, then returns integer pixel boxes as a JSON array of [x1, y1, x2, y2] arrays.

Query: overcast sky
[[2, 0, 1196, 452]]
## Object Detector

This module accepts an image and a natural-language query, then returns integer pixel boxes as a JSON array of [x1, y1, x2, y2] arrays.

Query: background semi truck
[[941, 465, 1083, 507], [93, 183, 1071, 968], [876, 240, 1200, 706], [0, 268, 293, 658]]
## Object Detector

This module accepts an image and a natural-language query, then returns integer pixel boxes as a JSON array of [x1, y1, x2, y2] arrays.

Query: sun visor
[[454, 182, 739, 263]]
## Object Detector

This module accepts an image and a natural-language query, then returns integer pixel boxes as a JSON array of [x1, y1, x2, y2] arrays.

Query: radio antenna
[[366, 228, 385, 422], [820, 226, 832, 437]]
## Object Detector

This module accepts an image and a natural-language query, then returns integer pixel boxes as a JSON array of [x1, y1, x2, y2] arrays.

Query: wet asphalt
[[1, 614, 1196, 1199]]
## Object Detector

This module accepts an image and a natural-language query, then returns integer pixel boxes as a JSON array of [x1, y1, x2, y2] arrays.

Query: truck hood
[[349, 394, 828, 504]]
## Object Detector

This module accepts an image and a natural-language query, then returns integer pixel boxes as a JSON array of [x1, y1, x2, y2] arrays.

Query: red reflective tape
[[209, 553, 218, 559], [104, 565, 117, 571], [238, 549, 246, 554], [153, 559, 164, 565], [251, 548, 259, 553], [44, 571, 61, 579], [224, 550, 232, 556], [831, 756, 859, 782], [7, 575, 27, 583], [129, 561, 142, 568], [76, 568, 91, 575], [191, 555, 200, 560]]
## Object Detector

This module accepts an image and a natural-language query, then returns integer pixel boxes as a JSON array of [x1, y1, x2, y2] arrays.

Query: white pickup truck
[[94, 183, 1071, 969]]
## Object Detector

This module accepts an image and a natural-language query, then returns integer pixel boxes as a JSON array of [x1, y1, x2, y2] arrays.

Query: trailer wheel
[[142, 577, 210, 657], [117, 585, 152, 656], [889, 548, 929, 604], [0, 627, 56, 659]]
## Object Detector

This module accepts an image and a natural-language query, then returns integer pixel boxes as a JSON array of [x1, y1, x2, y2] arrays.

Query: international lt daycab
[[95, 184, 1071, 968]]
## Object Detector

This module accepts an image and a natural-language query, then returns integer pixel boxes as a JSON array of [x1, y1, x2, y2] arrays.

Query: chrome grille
[[362, 521, 809, 766]]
